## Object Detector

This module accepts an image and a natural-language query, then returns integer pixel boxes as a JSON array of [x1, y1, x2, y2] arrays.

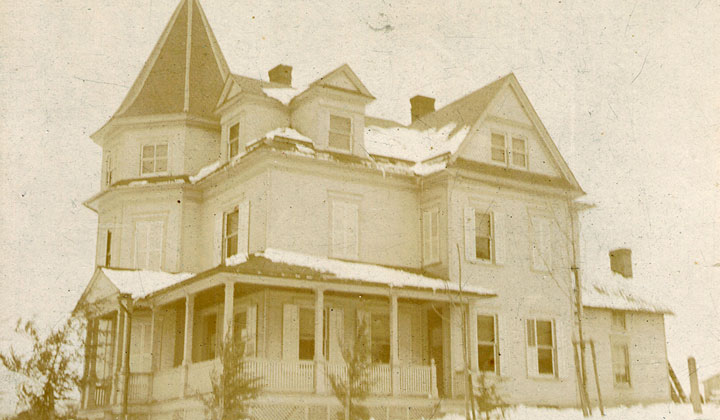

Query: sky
[[1, 0, 718, 414]]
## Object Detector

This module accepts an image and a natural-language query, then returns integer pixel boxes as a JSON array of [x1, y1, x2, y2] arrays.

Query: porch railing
[[242, 358, 315, 393], [323, 363, 391, 395], [399, 364, 433, 396], [91, 380, 110, 407], [128, 372, 152, 403]]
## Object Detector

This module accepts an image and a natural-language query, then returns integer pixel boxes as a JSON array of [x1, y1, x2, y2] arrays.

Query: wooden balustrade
[[128, 373, 152, 403], [92, 380, 110, 407], [399, 364, 433, 396], [242, 358, 315, 393]]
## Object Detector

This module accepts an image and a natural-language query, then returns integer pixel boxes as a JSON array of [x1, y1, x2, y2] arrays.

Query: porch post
[[468, 305, 479, 372], [222, 281, 235, 342], [390, 294, 400, 395], [149, 305, 160, 401], [110, 309, 123, 405], [82, 318, 96, 409], [314, 288, 325, 394], [181, 293, 195, 397]]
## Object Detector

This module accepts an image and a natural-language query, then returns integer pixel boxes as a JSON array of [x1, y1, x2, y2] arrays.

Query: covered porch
[[76, 250, 495, 413]]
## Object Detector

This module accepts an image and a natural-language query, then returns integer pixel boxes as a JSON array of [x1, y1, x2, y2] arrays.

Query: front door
[[427, 308, 444, 396]]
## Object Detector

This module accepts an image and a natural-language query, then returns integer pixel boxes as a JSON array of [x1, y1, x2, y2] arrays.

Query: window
[[104, 153, 114, 187], [93, 318, 115, 380], [134, 220, 163, 270], [198, 312, 218, 362], [531, 215, 553, 271], [526, 319, 556, 376], [422, 208, 440, 265], [611, 342, 631, 386], [475, 211, 492, 261], [331, 199, 359, 259], [104, 230, 113, 267], [328, 115, 352, 151], [228, 123, 240, 158], [224, 208, 239, 259], [511, 137, 527, 168], [141, 143, 168, 175], [477, 315, 498, 373], [612, 311, 626, 331], [233, 305, 257, 357], [299, 308, 315, 361], [371, 314, 390, 364], [491, 133, 506, 163]]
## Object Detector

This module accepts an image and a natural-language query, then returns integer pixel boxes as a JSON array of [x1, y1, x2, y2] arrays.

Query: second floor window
[[224, 209, 239, 259], [526, 318, 556, 377], [464, 207, 506, 265], [474, 211, 493, 261], [477, 315, 498, 373], [220, 201, 249, 263], [331, 199, 359, 259], [328, 115, 352, 151], [228, 123, 239, 158], [141, 143, 168, 175], [422, 208, 440, 265], [134, 220, 163, 270]]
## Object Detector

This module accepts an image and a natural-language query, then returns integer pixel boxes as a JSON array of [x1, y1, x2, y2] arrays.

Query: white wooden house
[[74, 1, 672, 419]]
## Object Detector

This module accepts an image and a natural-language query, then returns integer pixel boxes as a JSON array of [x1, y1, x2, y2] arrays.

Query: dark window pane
[[330, 115, 351, 133], [299, 339, 315, 360], [537, 320, 553, 346], [230, 141, 239, 158], [225, 237, 237, 258], [491, 148, 506, 162], [229, 123, 239, 139], [477, 315, 495, 343], [475, 237, 491, 260], [142, 145, 154, 158], [478, 344, 495, 372], [329, 132, 351, 150], [491, 133, 505, 148], [475, 212, 491, 236], [538, 348, 554, 375], [142, 159, 154, 174], [372, 343, 390, 364], [226, 211, 238, 235]]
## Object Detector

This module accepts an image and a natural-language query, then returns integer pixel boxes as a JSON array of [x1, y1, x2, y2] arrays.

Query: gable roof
[[308, 64, 375, 99], [112, 0, 229, 119], [582, 271, 673, 314]]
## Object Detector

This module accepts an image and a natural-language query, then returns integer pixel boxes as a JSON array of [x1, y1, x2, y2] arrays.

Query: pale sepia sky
[[1, 0, 718, 414]]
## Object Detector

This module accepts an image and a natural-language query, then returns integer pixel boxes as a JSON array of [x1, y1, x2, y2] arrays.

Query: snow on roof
[[101, 268, 195, 300], [582, 271, 673, 314], [364, 123, 470, 162], [249, 248, 495, 296], [262, 86, 305, 106], [189, 160, 222, 183]]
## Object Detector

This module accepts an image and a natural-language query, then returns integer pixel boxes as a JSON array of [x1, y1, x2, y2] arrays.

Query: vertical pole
[[589, 340, 604, 416], [223, 281, 235, 342], [456, 244, 475, 420], [569, 201, 591, 416], [688, 357, 702, 414], [120, 297, 133, 420], [181, 293, 194, 398], [314, 288, 325, 394], [111, 309, 124, 405], [573, 342, 589, 417], [390, 294, 400, 396], [149, 305, 159, 403]]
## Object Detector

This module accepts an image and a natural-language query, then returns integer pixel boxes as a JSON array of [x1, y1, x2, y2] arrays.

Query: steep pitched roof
[[113, 0, 229, 119]]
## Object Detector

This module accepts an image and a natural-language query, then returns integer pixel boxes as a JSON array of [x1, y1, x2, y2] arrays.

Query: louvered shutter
[[493, 212, 506, 265], [213, 212, 223, 266], [237, 201, 250, 256], [464, 207, 476, 261], [282, 304, 299, 360], [346, 202, 359, 259], [497, 315, 509, 377], [431, 210, 439, 263], [328, 308, 344, 363], [246, 304, 257, 357], [525, 319, 539, 377], [555, 318, 570, 379]]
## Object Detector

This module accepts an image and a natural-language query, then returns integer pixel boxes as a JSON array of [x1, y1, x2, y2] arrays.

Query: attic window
[[491, 133, 506, 163], [511, 137, 527, 168], [141, 143, 168, 175], [328, 115, 352, 151], [229, 123, 239, 158]]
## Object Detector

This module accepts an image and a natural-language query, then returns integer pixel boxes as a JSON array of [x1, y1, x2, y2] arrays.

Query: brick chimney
[[410, 95, 435, 122], [269, 64, 292, 86], [609, 248, 633, 278]]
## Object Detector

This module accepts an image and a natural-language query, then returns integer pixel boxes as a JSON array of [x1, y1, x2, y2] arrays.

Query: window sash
[[329, 115, 352, 151], [612, 343, 630, 385], [511, 137, 527, 167], [527, 319, 556, 376], [476, 315, 497, 373], [475, 211, 492, 260], [141, 143, 169, 175], [223, 209, 239, 259], [491, 133, 506, 163]]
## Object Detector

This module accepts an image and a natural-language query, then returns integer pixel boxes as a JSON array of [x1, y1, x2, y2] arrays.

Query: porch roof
[[224, 248, 495, 296]]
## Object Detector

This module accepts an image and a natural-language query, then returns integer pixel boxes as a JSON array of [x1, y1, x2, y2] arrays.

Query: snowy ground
[[431, 403, 720, 420]]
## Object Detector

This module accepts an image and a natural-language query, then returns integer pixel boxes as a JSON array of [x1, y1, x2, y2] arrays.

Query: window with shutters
[[531, 215, 553, 271], [422, 207, 440, 265], [477, 315, 498, 374], [328, 114, 352, 152], [465, 207, 505, 265], [104, 230, 113, 267], [611, 341, 631, 386], [228, 123, 240, 158], [93, 318, 115, 380], [140, 143, 168, 175], [134, 220, 163, 270], [330, 199, 359, 260], [526, 319, 556, 377], [371, 313, 390, 364]]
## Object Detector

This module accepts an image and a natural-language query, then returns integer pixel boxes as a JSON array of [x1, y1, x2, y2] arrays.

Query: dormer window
[[141, 143, 168, 175], [511, 137, 527, 168], [328, 115, 352, 152], [228, 123, 240, 158], [491, 133, 506, 163]]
